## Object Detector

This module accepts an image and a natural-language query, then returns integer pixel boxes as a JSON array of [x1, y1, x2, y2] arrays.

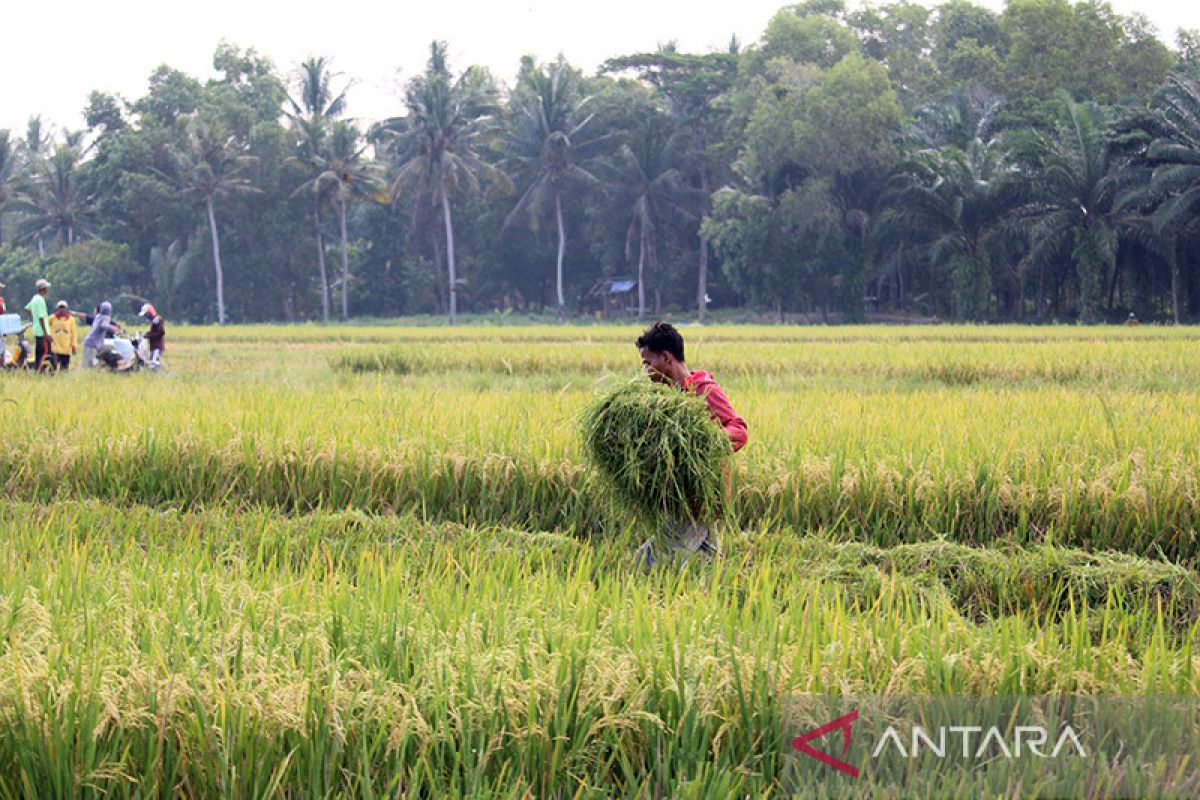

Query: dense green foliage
[[0, 1, 1198, 324]]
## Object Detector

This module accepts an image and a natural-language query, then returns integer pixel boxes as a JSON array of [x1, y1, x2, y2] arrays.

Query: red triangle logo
[[791, 709, 860, 778]]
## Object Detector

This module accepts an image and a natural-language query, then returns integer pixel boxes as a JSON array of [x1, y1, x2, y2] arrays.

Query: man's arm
[[694, 381, 748, 452]]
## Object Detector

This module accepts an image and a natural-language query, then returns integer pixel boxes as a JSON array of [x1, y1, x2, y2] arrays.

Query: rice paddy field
[[1, 323, 1199, 797]]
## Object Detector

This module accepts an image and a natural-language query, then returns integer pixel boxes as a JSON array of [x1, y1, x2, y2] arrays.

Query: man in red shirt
[[634, 321, 748, 567]]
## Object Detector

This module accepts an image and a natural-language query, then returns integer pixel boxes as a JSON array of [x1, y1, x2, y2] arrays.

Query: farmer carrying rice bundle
[[635, 321, 746, 566], [583, 321, 747, 570]]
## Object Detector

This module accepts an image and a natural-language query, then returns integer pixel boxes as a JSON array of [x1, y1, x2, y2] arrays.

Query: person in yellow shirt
[[48, 300, 79, 371]]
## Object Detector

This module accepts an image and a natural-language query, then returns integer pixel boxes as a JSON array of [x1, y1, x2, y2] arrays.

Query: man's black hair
[[636, 321, 685, 362]]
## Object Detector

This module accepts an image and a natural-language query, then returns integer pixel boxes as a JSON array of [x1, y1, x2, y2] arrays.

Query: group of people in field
[[0, 277, 165, 372]]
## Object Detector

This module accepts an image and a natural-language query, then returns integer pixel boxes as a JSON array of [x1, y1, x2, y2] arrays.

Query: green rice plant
[[0, 501, 1195, 796], [582, 379, 732, 525], [1, 322, 1200, 794]]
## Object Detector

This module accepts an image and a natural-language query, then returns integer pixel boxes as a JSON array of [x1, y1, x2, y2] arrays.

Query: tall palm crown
[[501, 63, 607, 319], [16, 140, 96, 247], [172, 123, 257, 204], [1122, 70, 1200, 324], [287, 56, 351, 323], [374, 42, 511, 324], [602, 117, 696, 320], [170, 120, 259, 325], [288, 57, 349, 125], [0, 132, 18, 245], [297, 121, 383, 320]]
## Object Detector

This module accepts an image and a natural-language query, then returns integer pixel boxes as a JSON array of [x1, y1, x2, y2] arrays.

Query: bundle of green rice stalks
[[582, 378, 733, 524]]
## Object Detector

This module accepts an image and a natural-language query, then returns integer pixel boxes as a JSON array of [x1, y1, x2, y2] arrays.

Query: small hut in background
[[584, 278, 638, 319]]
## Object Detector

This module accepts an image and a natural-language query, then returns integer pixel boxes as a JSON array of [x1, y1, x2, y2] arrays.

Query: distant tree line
[[1, 0, 1199, 324]]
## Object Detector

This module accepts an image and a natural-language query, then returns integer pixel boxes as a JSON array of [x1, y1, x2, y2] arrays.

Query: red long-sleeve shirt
[[683, 370, 748, 452]]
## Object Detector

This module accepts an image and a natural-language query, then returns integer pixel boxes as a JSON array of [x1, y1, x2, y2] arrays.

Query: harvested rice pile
[[582, 379, 732, 524]]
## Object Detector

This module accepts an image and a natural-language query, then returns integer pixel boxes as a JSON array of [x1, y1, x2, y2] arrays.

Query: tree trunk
[[314, 200, 330, 323], [37, 238, 44, 257], [430, 227, 445, 316], [441, 187, 458, 325], [636, 226, 646, 321], [1107, 253, 1122, 312], [1170, 237, 1181, 325], [1036, 262, 1045, 321], [206, 195, 226, 326], [554, 190, 566, 322], [339, 198, 350, 322], [1017, 265, 1026, 322], [697, 167, 711, 324]]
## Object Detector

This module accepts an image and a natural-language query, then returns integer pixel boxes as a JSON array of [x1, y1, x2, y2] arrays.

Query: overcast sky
[[1, 0, 1196, 135]]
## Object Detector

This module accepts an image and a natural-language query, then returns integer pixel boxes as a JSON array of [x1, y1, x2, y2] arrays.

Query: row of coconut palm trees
[[283, 43, 696, 326], [275, 45, 600, 326], [0, 43, 680, 326], [5, 47, 1197, 325], [875, 70, 1200, 323]]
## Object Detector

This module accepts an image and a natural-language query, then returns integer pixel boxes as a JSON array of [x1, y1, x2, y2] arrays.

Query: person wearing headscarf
[[139, 303, 166, 369], [81, 301, 124, 369]]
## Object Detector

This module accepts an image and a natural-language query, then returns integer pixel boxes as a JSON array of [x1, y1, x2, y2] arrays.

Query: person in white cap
[[24, 279, 52, 372], [0, 280, 7, 314], [140, 303, 165, 369]]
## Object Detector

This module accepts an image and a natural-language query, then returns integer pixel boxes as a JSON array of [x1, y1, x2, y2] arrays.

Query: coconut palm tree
[[291, 117, 336, 322], [603, 48, 740, 322], [14, 139, 96, 249], [374, 42, 511, 324], [0, 131, 16, 246], [601, 117, 697, 320], [14, 117, 55, 255], [288, 57, 351, 323], [287, 57, 350, 124], [296, 121, 383, 321], [170, 120, 259, 325], [501, 62, 607, 321], [1007, 94, 1127, 322]]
